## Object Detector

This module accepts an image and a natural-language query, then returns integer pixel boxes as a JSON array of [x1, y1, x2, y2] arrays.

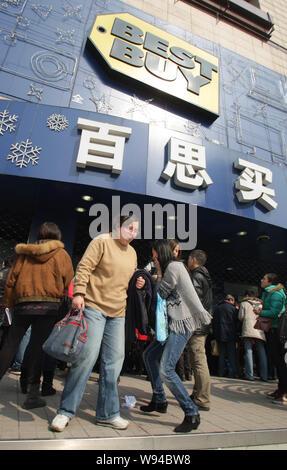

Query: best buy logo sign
[[89, 13, 219, 117]]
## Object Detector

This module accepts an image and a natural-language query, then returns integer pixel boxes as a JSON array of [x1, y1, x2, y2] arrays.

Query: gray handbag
[[43, 309, 87, 363]]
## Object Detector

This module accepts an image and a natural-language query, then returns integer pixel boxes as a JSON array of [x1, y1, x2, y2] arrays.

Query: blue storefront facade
[[0, 0, 286, 295]]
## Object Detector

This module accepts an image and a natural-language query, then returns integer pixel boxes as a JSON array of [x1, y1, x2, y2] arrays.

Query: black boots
[[23, 384, 46, 409], [140, 401, 168, 413], [20, 370, 56, 396], [173, 414, 200, 433]]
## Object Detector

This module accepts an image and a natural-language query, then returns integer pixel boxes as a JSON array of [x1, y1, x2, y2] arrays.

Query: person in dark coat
[[212, 294, 239, 378], [187, 249, 213, 410]]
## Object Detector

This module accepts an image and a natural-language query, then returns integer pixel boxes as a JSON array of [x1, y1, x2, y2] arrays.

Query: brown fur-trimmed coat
[[3, 240, 74, 307]]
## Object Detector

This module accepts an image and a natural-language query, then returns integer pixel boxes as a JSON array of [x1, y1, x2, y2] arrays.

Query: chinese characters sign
[[76, 118, 277, 211]]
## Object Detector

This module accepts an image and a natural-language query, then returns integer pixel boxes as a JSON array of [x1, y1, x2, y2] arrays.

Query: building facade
[[0, 0, 286, 298]]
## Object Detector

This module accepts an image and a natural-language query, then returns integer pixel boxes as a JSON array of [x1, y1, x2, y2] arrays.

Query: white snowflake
[[62, 2, 82, 21], [7, 139, 42, 168], [47, 113, 69, 131], [0, 109, 18, 135]]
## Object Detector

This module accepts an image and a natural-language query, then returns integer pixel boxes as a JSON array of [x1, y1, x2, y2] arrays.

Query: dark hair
[[188, 249, 207, 266], [112, 214, 138, 230], [37, 222, 62, 241], [168, 239, 181, 259], [152, 239, 176, 275], [265, 273, 280, 285], [244, 290, 256, 297]]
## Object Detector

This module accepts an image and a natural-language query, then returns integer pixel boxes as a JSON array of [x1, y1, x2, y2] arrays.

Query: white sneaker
[[50, 414, 70, 432], [95, 416, 129, 430]]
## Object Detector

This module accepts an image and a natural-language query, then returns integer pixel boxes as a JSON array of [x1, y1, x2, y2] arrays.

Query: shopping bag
[[254, 316, 273, 332], [155, 293, 168, 344], [43, 309, 87, 363]]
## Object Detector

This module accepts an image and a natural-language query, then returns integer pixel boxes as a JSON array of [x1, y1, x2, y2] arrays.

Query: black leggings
[[0, 314, 56, 385], [267, 328, 287, 393]]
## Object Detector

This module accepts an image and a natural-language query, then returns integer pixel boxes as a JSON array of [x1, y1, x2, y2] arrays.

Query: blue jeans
[[12, 326, 31, 369], [57, 306, 125, 420], [143, 327, 199, 416], [244, 338, 268, 381], [218, 341, 238, 377]]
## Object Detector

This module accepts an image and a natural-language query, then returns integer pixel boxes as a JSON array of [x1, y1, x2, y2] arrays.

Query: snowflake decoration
[[31, 4, 53, 19], [127, 94, 153, 118], [0, 109, 18, 135], [56, 28, 75, 45], [1, 0, 21, 6], [62, 2, 82, 21], [72, 94, 83, 104], [7, 139, 42, 168], [27, 83, 43, 101], [47, 113, 69, 131], [90, 95, 112, 114]]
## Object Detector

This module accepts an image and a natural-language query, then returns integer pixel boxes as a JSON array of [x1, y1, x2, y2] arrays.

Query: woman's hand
[[72, 294, 85, 312], [136, 276, 145, 289], [154, 259, 162, 280]]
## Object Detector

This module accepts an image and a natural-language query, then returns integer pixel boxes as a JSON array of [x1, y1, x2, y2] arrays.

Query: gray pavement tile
[[0, 370, 287, 449]]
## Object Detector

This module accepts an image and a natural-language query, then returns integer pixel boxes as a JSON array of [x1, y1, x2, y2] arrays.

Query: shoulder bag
[[155, 293, 168, 344], [254, 316, 273, 333], [43, 308, 87, 363]]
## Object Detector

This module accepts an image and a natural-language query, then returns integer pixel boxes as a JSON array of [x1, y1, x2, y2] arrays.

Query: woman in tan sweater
[[0, 222, 74, 409], [51, 215, 145, 433]]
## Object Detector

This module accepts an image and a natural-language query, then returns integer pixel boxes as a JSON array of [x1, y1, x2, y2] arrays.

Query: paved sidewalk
[[0, 370, 287, 450]]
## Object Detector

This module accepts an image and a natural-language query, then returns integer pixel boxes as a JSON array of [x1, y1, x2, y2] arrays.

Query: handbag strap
[[60, 308, 83, 324]]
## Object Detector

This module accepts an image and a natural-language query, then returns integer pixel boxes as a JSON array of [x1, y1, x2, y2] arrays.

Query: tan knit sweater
[[73, 234, 137, 317], [3, 240, 74, 307]]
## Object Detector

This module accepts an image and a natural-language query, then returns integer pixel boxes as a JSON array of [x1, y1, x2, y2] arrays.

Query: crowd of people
[[0, 218, 286, 434]]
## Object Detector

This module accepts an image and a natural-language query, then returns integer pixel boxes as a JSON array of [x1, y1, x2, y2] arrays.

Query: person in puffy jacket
[[187, 249, 213, 411], [238, 291, 267, 381], [0, 222, 74, 409], [212, 294, 239, 377], [258, 273, 287, 405]]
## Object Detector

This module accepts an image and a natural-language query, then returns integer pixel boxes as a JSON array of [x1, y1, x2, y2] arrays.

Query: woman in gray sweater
[[140, 240, 212, 433]]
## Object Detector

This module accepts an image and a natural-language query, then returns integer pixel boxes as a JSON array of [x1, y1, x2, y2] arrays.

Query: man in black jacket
[[187, 249, 213, 411], [212, 294, 238, 378]]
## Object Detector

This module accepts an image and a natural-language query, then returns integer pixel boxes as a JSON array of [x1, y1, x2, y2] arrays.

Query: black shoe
[[41, 383, 56, 396], [174, 414, 200, 433], [23, 384, 46, 409], [140, 401, 168, 413], [20, 378, 28, 394]]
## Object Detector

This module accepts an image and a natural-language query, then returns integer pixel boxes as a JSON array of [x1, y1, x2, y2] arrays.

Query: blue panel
[[0, 0, 287, 233], [0, 101, 149, 195]]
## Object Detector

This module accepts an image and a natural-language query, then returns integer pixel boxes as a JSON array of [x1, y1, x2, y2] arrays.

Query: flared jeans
[[57, 306, 125, 421]]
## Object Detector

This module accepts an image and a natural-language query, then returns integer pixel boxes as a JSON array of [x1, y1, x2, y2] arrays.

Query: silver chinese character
[[234, 157, 278, 211], [76, 118, 132, 174], [161, 137, 213, 190]]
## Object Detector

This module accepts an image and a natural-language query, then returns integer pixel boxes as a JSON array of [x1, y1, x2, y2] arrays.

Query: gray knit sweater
[[158, 261, 212, 334]]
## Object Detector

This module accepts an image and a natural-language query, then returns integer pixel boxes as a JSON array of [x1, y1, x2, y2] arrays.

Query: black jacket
[[190, 266, 213, 335], [125, 269, 157, 352], [212, 301, 239, 342]]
